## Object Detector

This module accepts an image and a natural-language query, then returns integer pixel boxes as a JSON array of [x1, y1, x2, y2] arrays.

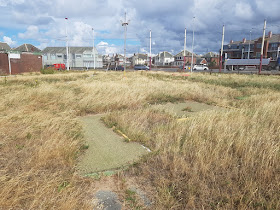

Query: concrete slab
[[77, 115, 150, 174], [95, 191, 122, 210]]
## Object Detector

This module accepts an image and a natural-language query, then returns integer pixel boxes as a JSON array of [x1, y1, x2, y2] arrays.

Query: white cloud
[[18, 25, 39, 39], [0, 0, 279, 55], [235, 2, 254, 20], [3, 36, 17, 47], [97, 41, 119, 55], [0, 0, 24, 6]]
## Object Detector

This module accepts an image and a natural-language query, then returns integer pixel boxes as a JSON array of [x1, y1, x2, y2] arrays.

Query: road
[[148, 68, 280, 75]]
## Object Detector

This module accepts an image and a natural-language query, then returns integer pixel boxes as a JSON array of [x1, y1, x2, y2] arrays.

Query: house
[[202, 52, 219, 67], [41, 47, 103, 69], [115, 54, 131, 67], [0, 42, 11, 52], [173, 50, 197, 66], [223, 38, 255, 59], [130, 53, 148, 66], [222, 32, 280, 61], [102, 55, 115, 68], [154, 51, 174, 66], [253, 32, 280, 61], [13, 44, 41, 53], [196, 58, 207, 65]]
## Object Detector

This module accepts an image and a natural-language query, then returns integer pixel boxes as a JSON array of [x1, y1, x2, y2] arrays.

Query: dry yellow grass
[[0, 71, 279, 209]]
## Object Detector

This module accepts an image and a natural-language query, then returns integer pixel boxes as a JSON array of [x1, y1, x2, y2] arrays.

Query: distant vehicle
[[108, 65, 124, 71], [134, 65, 149, 70], [193, 64, 209, 71], [179, 65, 191, 70], [53, 63, 66, 70]]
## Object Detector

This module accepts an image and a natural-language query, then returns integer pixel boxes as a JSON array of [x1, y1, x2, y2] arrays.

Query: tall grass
[[0, 71, 279, 209]]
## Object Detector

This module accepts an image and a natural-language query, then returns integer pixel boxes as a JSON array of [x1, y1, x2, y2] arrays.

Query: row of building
[[222, 31, 280, 61], [0, 31, 279, 74], [0, 42, 219, 74]]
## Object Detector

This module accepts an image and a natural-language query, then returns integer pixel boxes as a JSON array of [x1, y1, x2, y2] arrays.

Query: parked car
[[179, 65, 191, 70], [134, 65, 149, 70], [53, 63, 66, 70], [193, 65, 209, 71], [109, 65, 124, 71]]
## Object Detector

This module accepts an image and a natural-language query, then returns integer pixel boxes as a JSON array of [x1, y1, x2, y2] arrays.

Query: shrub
[[40, 68, 55, 74]]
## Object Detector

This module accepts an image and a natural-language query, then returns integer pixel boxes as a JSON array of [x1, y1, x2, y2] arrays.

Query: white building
[[154, 51, 174, 66], [42, 47, 103, 69]]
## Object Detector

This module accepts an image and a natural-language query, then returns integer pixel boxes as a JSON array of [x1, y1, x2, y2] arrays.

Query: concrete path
[[77, 115, 150, 174]]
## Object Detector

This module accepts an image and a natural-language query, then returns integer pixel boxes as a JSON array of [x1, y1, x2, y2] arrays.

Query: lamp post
[[191, 17, 195, 72], [121, 12, 129, 72], [248, 30, 252, 59]]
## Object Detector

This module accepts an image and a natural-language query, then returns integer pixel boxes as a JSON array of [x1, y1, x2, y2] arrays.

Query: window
[[43, 54, 48, 60], [76, 54, 82, 58], [57, 54, 62, 58], [50, 54, 56, 60], [270, 43, 278, 50], [84, 54, 93, 58], [257, 43, 262, 48], [256, 52, 261, 58]]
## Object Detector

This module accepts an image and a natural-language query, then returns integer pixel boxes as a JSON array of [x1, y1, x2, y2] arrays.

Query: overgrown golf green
[[0, 71, 279, 209]]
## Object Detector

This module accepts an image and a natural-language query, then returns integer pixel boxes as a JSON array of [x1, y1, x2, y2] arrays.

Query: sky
[[0, 0, 279, 56]]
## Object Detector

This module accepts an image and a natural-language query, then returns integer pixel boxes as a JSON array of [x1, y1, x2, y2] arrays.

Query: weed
[[40, 68, 55, 74], [182, 106, 193, 112], [80, 144, 89, 150]]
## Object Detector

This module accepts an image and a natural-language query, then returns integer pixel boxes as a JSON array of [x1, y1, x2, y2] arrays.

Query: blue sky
[[0, 0, 279, 56]]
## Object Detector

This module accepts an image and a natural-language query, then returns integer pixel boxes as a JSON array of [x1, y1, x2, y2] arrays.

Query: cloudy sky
[[0, 0, 279, 56]]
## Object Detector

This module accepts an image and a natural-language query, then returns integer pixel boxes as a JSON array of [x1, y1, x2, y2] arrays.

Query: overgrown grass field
[[0, 71, 279, 209]]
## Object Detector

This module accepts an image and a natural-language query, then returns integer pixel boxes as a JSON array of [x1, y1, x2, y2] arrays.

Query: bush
[[40, 68, 55, 74]]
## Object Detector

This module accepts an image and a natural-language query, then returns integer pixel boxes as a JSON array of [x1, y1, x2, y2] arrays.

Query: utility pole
[[248, 30, 252, 59], [65, 17, 69, 71], [219, 24, 225, 73], [121, 12, 129, 72], [191, 17, 195, 72], [92, 28, 96, 69], [149, 30, 152, 70], [259, 19, 266, 74], [184, 28, 187, 71]]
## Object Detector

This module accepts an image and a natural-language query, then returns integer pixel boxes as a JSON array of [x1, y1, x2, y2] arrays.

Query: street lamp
[[191, 17, 195, 72]]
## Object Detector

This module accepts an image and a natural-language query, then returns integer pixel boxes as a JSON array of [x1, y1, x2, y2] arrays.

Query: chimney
[[242, 38, 246, 43], [268, 31, 272, 38], [230, 40, 234, 44]]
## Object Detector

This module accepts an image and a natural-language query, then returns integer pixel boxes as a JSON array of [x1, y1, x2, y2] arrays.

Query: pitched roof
[[156, 51, 174, 58], [228, 33, 280, 45], [13, 44, 41, 52], [203, 52, 218, 58], [174, 50, 196, 57], [268, 34, 280, 43], [0, 42, 11, 51], [196, 58, 207, 64], [42, 47, 97, 54], [131, 53, 147, 59]]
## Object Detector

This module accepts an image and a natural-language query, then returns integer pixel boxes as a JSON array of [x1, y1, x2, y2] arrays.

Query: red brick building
[[0, 52, 42, 75]]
